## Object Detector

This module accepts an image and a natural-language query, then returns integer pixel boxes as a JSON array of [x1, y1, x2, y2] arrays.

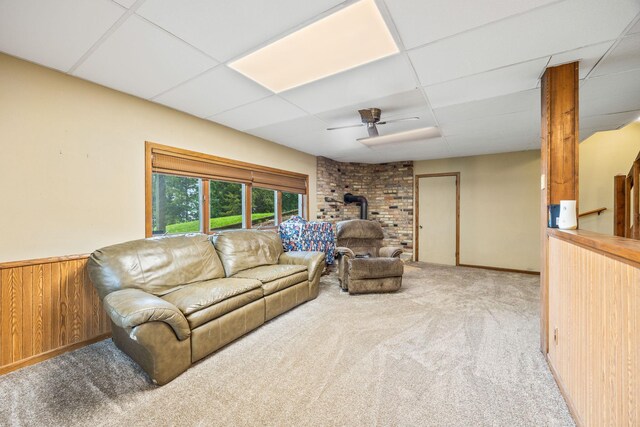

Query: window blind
[[151, 147, 307, 194]]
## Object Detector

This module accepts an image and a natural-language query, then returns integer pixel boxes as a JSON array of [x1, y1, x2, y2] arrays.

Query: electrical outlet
[[553, 327, 558, 345]]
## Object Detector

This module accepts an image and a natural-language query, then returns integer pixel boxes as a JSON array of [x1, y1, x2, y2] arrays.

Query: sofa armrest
[[335, 246, 355, 259], [379, 246, 403, 258], [103, 289, 190, 341], [278, 251, 325, 299], [334, 247, 354, 290]]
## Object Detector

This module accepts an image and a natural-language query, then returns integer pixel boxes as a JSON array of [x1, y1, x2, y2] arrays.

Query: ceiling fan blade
[[327, 123, 365, 131], [367, 122, 379, 137], [377, 117, 420, 125]]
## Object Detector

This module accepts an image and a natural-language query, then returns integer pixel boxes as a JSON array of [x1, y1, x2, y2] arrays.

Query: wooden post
[[614, 174, 626, 237], [626, 175, 632, 237], [634, 163, 640, 239], [540, 62, 579, 354]]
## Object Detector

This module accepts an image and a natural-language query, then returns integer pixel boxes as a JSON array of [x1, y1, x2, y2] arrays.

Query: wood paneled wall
[[548, 236, 640, 426], [0, 255, 110, 375]]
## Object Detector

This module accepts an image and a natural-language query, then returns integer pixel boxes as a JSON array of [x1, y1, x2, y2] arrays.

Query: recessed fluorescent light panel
[[228, 0, 399, 93], [358, 127, 441, 147]]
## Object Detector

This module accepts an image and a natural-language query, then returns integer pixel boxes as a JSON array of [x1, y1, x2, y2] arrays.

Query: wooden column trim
[[145, 142, 153, 237], [634, 163, 639, 239], [276, 191, 283, 225], [201, 180, 210, 234], [540, 62, 579, 354], [614, 174, 626, 237], [305, 176, 310, 220], [244, 185, 252, 229]]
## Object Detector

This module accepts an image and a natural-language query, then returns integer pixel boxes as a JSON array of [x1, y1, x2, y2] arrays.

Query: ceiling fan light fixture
[[357, 126, 441, 147], [228, 0, 398, 93]]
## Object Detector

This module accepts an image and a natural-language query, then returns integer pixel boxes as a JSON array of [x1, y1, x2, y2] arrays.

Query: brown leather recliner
[[335, 219, 404, 294]]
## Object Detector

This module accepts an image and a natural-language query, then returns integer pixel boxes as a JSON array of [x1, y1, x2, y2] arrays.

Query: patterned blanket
[[278, 216, 336, 264]]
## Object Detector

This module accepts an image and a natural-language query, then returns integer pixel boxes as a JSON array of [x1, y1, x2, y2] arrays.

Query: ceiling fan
[[326, 108, 419, 137]]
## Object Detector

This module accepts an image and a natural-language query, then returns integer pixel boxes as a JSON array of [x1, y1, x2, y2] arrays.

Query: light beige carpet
[[0, 263, 573, 426]]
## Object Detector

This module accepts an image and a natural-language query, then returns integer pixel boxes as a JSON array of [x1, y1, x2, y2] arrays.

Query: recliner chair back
[[336, 219, 384, 257]]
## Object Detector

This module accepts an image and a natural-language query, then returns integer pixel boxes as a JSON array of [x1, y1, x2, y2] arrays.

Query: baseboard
[[458, 263, 540, 275], [0, 333, 111, 376], [545, 353, 583, 427]]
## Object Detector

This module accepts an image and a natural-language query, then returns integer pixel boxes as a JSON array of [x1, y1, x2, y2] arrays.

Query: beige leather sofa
[[87, 230, 324, 385]]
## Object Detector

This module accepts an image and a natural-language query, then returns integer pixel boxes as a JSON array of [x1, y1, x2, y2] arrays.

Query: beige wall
[[415, 150, 540, 272], [579, 122, 640, 235], [0, 53, 317, 263]]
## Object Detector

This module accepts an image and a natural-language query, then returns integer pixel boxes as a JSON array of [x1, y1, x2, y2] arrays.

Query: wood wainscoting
[[548, 229, 640, 426], [0, 255, 110, 375]]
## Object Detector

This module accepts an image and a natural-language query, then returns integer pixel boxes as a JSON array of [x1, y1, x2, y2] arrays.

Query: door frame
[[414, 172, 460, 265]]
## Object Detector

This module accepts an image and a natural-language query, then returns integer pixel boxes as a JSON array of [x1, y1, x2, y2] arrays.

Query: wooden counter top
[[547, 228, 640, 267]]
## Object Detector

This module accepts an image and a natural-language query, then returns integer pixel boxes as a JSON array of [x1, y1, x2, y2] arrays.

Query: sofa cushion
[[233, 264, 307, 296], [212, 230, 284, 277], [162, 278, 263, 329], [88, 234, 225, 299]]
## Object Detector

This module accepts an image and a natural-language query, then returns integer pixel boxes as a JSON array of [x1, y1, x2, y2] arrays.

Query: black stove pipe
[[343, 193, 368, 219]]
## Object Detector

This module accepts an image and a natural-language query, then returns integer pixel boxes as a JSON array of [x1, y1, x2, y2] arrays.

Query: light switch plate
[[541, 174, 546, 190]]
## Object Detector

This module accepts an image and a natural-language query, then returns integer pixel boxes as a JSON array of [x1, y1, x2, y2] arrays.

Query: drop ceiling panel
[[581, 68, 640, 116], [379, 112, 438, 134], [408, 0, 637, 86], [446, 134, 538, 157], [247, 116, 330, 154], [580, 128, 599, 141], [385, 0, 558, 50], [113, 0, 138, 8], [442, 111, 538, 138], [581, 111, 640, 131], [333, 138, 451, 163], [548, 41, 614, 79], [433, 89, 539, 124], [279, 55, 418, 114], [2, 0, 640, 163], [0, 0, 125, 72], [208, 96, 307, 131], [591, 34, 640, 77], [136, 0, 344, 62], [73, 15, 217, 99], [447, 144, 538, 159], [424, 58, 549, 109], [154, 65, 271, 118]]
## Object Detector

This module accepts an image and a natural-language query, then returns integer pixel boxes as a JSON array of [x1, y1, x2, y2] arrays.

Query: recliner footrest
[[348, 257, 403, 279]]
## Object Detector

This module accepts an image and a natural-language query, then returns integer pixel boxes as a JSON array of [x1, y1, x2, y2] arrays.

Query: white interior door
[[418, 175, 457, 265]]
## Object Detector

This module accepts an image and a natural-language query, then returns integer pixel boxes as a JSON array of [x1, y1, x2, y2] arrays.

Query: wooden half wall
[[0, 255, 110, 375], [547, 229, 640, 426]]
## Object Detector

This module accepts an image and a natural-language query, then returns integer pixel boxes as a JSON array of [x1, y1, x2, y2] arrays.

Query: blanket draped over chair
[[278, 216, 336, 264]]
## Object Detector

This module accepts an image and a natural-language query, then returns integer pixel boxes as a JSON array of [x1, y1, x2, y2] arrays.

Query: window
[[152, 173, 201, 235], [145, 142, 308, 236], [282, 191, 302, 221], [209, 180, 244, 231], [251, 187, 276, 228]]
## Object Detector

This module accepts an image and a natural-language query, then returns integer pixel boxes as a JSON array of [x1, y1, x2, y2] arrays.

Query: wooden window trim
[[201, 180, 210, 234], [145, 141, 309, 237]]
